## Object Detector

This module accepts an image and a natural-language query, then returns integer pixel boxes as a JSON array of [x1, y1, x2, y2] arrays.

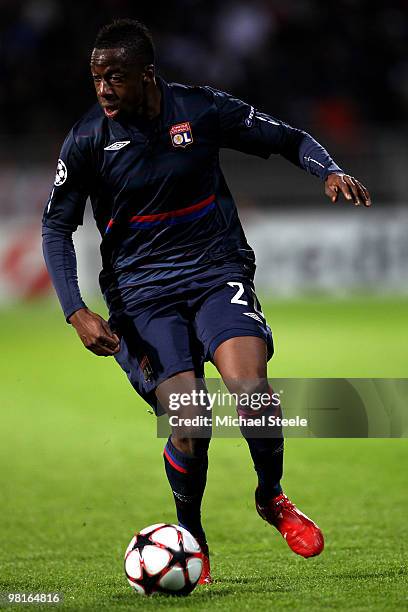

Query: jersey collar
[[156, 75, 172, 127]]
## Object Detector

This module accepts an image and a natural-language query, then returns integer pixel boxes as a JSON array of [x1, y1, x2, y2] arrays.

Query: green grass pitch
[[0, 297, 407, 611]]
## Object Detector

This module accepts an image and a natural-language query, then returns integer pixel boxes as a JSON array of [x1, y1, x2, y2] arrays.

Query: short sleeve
[[42, 130, 91, 233]]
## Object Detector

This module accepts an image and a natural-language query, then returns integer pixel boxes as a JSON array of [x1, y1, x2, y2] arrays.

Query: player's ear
[[142, 64, 155, 85]]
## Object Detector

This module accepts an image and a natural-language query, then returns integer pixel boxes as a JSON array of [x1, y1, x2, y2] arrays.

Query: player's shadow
[[221, 575, 294, 594], [110, 573, 290, 606], [110, 588, 235, 605]]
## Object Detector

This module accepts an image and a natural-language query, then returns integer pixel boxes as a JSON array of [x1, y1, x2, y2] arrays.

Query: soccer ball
[[124, 523, 203, 596]]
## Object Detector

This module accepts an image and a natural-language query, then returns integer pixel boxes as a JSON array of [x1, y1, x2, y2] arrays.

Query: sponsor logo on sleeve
[[169, 122, 193, 148]]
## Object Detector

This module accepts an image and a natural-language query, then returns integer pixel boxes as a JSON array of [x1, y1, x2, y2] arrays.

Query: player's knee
[[171, 436, 210, 457], [226, 378, 276, 416], [224, 377, 269, 399]]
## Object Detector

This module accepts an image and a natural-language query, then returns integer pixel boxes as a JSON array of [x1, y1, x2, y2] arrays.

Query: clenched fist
[[69, 308, 120, 356]]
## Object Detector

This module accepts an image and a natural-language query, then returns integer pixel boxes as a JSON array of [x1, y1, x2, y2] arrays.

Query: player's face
[[90, 48, 152, 120]]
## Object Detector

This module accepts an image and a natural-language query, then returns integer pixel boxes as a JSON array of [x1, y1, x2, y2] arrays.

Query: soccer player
[[42, 19, 371, 584]]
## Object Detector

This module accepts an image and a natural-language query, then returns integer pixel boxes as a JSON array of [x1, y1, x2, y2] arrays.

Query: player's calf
[[157, 372, 212, 572]]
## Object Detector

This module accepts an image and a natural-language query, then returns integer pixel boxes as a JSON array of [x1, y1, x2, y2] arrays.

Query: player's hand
[[325, 173, 371, 207], [68, 308, 121, 356]]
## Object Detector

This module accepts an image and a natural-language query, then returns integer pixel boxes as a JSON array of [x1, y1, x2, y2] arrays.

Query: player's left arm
[[208, 87, 371, 207]]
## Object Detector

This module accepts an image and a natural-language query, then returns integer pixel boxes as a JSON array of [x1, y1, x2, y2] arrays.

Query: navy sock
[[238, 387, 284, 504], [163, 437, 208, 542], [245, 436, 284, 504]]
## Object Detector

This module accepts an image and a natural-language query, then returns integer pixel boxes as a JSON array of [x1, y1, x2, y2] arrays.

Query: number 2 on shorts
[[227, 281, 248, 305], [228, 281, 264, 319]]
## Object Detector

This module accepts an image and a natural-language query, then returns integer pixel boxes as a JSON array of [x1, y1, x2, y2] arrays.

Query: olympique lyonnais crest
[[169, 122, 193, 148], [140, 355, 153, 382]]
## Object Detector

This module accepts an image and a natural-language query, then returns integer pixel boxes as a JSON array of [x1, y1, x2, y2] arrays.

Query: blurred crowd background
[[0, 0, 407, 301], [2, 0, 408, 136]]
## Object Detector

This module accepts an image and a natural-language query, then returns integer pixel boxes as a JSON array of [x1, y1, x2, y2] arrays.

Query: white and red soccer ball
[[124, 523, 203, 596]]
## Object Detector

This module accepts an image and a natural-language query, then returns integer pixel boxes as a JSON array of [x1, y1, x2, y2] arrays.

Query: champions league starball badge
[[54, 159, 67, 186]]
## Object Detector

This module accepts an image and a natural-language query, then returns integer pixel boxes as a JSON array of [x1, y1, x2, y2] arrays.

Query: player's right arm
[[206, 87, 371, 207], [42, 130, 120, 356]]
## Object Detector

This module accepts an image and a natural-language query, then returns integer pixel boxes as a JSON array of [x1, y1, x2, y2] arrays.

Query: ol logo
[[169, 122, 193, 148]]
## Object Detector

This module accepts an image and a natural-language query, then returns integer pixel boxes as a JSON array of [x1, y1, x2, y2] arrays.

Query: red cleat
[[255, 489, 324, 558], [197, 541, 212, 584]]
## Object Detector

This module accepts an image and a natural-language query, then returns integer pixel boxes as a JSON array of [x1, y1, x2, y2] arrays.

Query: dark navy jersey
[[42, 77, 342, 318]]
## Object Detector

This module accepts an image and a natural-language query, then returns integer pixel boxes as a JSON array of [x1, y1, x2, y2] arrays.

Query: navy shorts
[[107, 277, 273, 414]]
